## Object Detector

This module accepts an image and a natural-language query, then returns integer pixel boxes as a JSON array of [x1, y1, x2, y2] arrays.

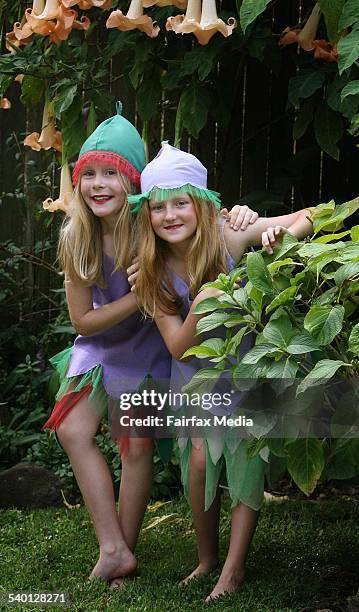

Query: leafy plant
[[184, 198, 359, 495]]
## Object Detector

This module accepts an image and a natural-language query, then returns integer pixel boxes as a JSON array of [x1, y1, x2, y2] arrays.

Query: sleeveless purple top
[[67, 253, 171, 397], [170, 249, 253, 417]]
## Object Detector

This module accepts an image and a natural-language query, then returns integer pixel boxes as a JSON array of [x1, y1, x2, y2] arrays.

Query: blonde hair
[[134, 196, 228, 315], [58, 171, 136, 286]]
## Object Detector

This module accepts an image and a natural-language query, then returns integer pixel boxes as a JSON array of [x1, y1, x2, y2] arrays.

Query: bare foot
[[179, 561, 218, 586], [109, 569, 137, 589], [205, 567, 245, 602], [89, 546, 137, 582], [109, 577, 126, 589]]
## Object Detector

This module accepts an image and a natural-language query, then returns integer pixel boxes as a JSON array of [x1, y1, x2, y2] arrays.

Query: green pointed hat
[[72, 102, 146, 186]]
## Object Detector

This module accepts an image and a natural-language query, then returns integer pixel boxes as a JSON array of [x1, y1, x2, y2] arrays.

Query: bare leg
[[205, 503, 258, 602], [118, 438, 154, 551], [181, 443, 220, 584], [56, 395, 136, 581], [109, 437, 154, 588]]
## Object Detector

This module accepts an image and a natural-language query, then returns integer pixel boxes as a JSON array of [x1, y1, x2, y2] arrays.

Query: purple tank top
[[67, 253, 171, 397]]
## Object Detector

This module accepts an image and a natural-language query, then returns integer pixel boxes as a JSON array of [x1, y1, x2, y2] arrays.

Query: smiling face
[[80, 163, 126, 220], [149, 195, 198, 247]]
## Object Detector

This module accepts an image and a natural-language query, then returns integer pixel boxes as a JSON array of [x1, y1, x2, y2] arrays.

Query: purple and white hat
[[128, 142, 221, 213]]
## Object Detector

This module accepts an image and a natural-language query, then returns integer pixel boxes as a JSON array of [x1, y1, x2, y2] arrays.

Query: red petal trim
[[43, 385, 92, 432], [72, 151, 141, 186]]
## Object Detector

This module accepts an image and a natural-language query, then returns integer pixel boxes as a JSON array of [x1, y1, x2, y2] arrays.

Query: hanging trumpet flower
[[43, 162, 73, 214], [24, 103, 62, 152], [143, 0, 187, 8], [166, 0, 201, 35], [166, 0, 236, 45], [62, 0, 112, 8], [32, 0, 61, 21], [0, 98, 11, 109], [279, 3, 321, 51], [297, 3, 321, 51], [32, 0, 46, 14], [312, 39, 338, 62], [106, 0, 159, 38]]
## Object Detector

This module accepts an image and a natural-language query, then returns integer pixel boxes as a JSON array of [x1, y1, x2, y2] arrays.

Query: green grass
[[0, 497, 358, 611]]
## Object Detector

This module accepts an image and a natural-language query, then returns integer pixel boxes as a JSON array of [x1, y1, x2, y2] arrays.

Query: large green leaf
[[180, 42, 224, 81], [137, 69, 162, 121], [266, 356, 299, 379], [241, 344, 279, 364], [318, 0, 345, 42], [338, 22, 359, 74], [239, 0, 272, 33], [327, 74, 359, 121], [325, 439, 359, 480], [61, 95, 86, 160], [293, 97, 316, 140], [334, 261, 359, 285], [311, 197, 359, 233], [246, 251, 274, 295], [182, 338, 225, 359], [348, 323, 359, 354], [54, 82, 78, 116], [20, 76, 44, 107], [338, 0, 359, 31], [341, 80, 359, 101], [194, 297, 223, 314], [265, 286, 298, 315], [296, 359, 347, 395], [196, 312, 233, 334], [286, 332, 319, 354], [287, 439, 325, 495], [227, 327, 247, 354], [304, 305, 344, 345], [262, 316, 293, 348], [175, 82, 211, 141], [314, 101, 344, 160], [288, 70, 326, 108]]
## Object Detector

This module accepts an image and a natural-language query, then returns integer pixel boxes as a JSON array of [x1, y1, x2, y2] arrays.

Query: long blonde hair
[[135, 196, 228, 315], [58, 171, 136, 286]]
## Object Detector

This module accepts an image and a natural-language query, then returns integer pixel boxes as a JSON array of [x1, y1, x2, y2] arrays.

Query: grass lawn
[[0, 496, 358, 611]]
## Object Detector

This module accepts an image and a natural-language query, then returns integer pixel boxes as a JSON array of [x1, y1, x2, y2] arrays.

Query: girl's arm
[[65, 278, 138, 336], [224, 208, 313, 262], [154, 288, 220, 360]]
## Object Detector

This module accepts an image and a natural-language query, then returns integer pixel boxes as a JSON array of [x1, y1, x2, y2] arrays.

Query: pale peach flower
[[106, 0, 159, 38], [62, 0, 111, 8], [24, 104, 62, 151], [166, 0, 235, 45], [15, 74, 25, 83], [279, 2, 321, 51], [297, 3, 321, 51], [143, 0, 187, 8], [312, 39, 338, 62], [43, 163, 73, 214], [0, 98, 11, 109]]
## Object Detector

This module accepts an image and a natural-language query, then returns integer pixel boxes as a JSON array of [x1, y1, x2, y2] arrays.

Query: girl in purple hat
[[43, 114, 254, 585], [128, 142, 314, 601]]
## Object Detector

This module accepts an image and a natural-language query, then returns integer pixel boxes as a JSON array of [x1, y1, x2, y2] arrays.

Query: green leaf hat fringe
[[128, 184, 222, 214]]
